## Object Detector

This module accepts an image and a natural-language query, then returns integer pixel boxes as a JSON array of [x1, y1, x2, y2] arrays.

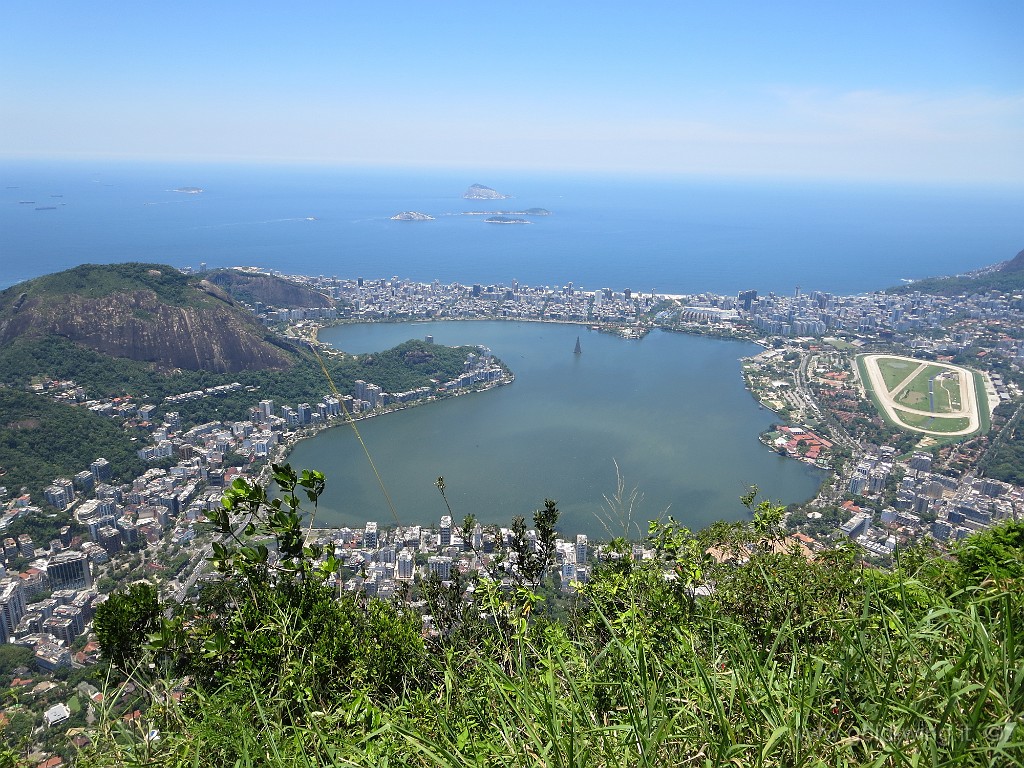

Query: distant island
[[464, 208, 550, 217], [390, 211, 435, 221], [464, 183, 511, 200], [173, 186, 203, 194], [485, 216, 531, 224]]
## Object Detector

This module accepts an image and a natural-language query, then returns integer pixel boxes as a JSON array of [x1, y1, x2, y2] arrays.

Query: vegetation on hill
[[76, 467, 1024, 768], [0, 263, 296, 373], [0, 388, 146, 500], [0, 335, 482, 420], [979, 403, 1024, 485], [887, 248, 1024, 296], [0, 335, 493, 502], [0, 263, 202, 304]]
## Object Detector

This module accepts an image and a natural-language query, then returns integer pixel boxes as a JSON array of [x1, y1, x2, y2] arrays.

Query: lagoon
[[287, 321, 827, 538]]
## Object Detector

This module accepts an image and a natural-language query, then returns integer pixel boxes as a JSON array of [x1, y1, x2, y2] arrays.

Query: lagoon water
[[289, 321, 827, 537]]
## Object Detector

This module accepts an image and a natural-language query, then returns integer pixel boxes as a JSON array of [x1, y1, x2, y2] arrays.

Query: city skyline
[[1, 2, 1022, 184]]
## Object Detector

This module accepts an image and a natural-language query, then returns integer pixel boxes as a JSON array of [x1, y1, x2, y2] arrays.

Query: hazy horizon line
[[4, 153, 1024, 191]]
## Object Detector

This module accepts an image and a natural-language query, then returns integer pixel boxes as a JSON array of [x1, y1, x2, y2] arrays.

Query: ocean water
[[2, 159, 1023, 295]]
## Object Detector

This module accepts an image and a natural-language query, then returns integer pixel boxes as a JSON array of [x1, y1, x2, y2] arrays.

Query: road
[[795, 351, 858, 452]]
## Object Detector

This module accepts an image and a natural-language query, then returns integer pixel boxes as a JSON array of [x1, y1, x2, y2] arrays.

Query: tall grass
[[81, 570, 1023, 768]]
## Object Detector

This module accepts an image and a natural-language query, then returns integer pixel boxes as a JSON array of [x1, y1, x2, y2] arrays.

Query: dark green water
[[288, 321, 826, 539]]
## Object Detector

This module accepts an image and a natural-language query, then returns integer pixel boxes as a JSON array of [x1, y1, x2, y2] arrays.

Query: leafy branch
[[206, 463, 336, 581]]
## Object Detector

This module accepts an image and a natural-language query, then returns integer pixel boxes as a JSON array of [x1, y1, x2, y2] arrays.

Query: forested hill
[[0, 388, 147, 503], [887, 247, 1024, 296], [0, 330, 490, 503], [0, 263, 297, 373], [0, 263, 505, 509]]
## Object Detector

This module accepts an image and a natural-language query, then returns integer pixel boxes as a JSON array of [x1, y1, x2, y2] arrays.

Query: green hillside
[[0, 263, 495, 501], [0, 388, 146, 499], [888, 248, 1024, 296], [0, 334, 481, 419], [1, 262, 205, 304], [0, 333, 488, 499], [0, 263, 297, 373]]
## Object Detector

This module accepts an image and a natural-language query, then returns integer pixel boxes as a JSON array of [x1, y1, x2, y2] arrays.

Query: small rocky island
[[173, 187, 203, 194], [390, 211, 435, 221], [464, 183, 511, 200], [464, 208, 550, 216], [485, 216, 530, 225]]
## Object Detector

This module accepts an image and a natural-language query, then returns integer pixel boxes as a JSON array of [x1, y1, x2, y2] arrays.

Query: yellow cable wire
[[311, 345, 401, 525]]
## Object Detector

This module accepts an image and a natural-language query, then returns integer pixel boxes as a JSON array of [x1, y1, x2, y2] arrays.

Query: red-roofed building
[[19, 568, 47, 596]]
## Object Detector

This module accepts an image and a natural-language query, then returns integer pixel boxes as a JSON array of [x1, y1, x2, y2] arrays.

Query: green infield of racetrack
[[876, 356, 918, 391], [895, 411, 970, 433], [893, 364, 962, 413], [856, 354, 988, 441]]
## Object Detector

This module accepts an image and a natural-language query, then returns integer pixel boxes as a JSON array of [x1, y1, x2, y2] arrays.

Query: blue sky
[[1, 1, 1021, 183]]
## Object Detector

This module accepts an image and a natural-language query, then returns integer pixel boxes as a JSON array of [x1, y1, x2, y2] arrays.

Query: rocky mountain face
[[206, 269, 335, 308], [0, 265, 296, 373]]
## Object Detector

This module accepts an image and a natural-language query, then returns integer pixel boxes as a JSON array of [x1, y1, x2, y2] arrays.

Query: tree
[[509, 499, 560, 586], [93, 581, 161, 671], [0, 644, 33, 677], [147, 464, 428, 720], [419, 567, 469, 638], [955, 519, 1024, 584]]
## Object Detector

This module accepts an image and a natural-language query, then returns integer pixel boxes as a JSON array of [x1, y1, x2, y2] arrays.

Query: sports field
[[858, 354, 985, 437]]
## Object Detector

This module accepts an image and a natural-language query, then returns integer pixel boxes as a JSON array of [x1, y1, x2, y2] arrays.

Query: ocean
[[2, 159, 1022, 295]]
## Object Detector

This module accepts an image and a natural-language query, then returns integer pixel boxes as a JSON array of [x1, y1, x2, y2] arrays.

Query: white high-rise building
[[439, 515, 452, 547], [363, 521, 379, 549], [0, 579, 26, 643], [396, 551, 414, 581], [575, 534, 588, 565], [428, 555, 452, 581]]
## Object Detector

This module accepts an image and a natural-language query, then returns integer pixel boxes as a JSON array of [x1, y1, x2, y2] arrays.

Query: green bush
[[82, 472, 1024, 768]]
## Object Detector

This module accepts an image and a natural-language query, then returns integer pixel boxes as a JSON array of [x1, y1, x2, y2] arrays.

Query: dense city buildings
[[5, 265, 1024, 757]]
